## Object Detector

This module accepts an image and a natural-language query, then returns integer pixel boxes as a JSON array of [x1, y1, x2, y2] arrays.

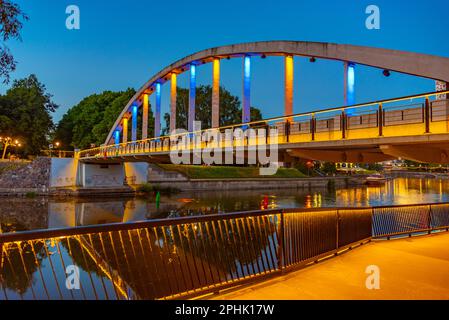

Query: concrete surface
[[212, 232, 449, 300]]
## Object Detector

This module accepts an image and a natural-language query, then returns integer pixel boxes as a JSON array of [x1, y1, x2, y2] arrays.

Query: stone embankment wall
[[0, 157, 51, 195]]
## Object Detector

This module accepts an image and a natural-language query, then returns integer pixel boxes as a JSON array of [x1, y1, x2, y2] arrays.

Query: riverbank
[[0, 158, 368, 196]]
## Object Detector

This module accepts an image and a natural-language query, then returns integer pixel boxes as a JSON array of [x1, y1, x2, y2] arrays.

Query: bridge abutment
[[49, 159, 149, 189]]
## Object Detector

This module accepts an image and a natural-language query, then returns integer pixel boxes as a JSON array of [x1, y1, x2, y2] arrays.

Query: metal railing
[[77, 91, 449, 159], [1, 203, 448, 300], [40, 150, 75, 158]]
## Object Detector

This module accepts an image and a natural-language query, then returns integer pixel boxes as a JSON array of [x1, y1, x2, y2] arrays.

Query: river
[[1, 177, 448, 234]]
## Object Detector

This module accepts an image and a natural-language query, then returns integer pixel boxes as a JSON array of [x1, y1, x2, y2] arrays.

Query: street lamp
[[0, 136, 22, 160]]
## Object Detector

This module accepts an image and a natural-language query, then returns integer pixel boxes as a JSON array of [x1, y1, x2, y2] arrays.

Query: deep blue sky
[[1, 0, 449, 122]]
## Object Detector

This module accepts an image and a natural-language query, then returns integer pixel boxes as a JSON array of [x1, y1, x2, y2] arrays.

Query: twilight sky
[[1, 0, 448, 122]]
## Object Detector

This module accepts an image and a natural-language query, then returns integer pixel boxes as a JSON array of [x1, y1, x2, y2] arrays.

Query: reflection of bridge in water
[[1, 203, 449, 300]]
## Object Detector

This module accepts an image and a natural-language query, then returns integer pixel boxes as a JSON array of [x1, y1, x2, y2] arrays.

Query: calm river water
[[1, 177, 449, 233]]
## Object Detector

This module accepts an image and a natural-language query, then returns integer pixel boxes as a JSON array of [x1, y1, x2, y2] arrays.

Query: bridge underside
[[80, 133, 449, 165], [286, 133, 449, 164]]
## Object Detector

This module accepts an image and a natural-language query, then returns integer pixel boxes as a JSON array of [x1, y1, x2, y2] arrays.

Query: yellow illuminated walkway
[[212, 232, 449, 300]]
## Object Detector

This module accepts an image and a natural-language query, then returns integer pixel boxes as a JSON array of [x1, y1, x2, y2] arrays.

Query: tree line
[[0, 75, 264, 156]]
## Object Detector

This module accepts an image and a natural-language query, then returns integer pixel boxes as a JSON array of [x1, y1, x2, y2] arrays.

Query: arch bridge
[[78, 41, 449, 164]]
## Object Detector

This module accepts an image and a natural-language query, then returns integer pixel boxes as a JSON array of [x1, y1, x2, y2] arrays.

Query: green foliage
[[321, 162, 337, 174], [162, 85, 263, 134], [294, 162, 310, 176], [0, 0, 28, 83], [157, 164, 307, 179], [0, 74, 58, 155], [54, 88, 148, 149]]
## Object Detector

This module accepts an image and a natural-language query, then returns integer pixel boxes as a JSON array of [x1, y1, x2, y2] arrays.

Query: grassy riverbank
[[156, 164, 308, 179]]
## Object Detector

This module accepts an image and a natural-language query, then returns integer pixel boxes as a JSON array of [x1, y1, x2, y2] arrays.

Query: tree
[[0, 0, 28, 83], [162, 85, 263, 134], [54, 89, 154, 149], [0, 74, 58, 155]]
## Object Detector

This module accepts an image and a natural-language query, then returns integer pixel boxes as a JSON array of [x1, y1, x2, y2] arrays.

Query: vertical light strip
[[188, 64, 196, 132], [212, 58, 220, 128], [284, 55, 294, 117], [155, 83, 161, 137], [142, 94, 149, 139], [131, 105, 138, 142], [122, 118, 128, 143], [114, 130, 120, 145], [242, 55, 251, 123], [170, 73, 177, 133], [344, 62, 355, 106]]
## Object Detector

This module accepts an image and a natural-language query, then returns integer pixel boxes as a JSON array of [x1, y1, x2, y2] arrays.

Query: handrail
[[1, 201, 448, 242], [1, 202, 448, 300], [78, 90, 449, 156]]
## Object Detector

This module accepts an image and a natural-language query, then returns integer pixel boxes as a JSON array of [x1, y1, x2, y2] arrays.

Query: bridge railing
[[77, 90, 449, 159], [1, 202, 448, 300]]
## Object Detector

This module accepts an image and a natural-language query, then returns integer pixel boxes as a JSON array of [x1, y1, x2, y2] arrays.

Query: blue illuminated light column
[[155, 82, 161, 137], [242, 55, 251, 123], [344, 62, 355, 107], [131, 105, 138, 141], [188, 64, 196, 132], [114, 130, 120, 145]]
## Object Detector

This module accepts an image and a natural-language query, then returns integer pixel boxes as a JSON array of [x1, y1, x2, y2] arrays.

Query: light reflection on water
[[1, 177, 448, 233], [1, 177, 449, 300]]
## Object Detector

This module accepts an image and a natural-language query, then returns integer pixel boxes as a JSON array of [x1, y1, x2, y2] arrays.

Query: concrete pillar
[[212, 58, 220, 128], [114, 129, 120, 145], [122, 118, 128, 143], [189, 64, 196, 132], [344, 62, 355, 106], [131, 105, 138, 142], [242, 55, 251, 123], [155, 83, 161, 137], [284, 55, 294, 117], [170, 73, 177, 133], [142, 93, 149, 139]]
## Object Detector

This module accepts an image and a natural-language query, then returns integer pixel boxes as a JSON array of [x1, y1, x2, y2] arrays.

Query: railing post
[[341, 110, 346, 139], [336, 209, 340, 251], [265, 123, 269, 145], [428, 204, 432, 234], [278, 209, 286, 271], [378, 103, 383, 136], [311, 114, 316, 141], [425, 97, 430, 133]]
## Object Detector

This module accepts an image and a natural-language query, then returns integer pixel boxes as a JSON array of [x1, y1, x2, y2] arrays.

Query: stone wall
[[0, 157, 51, 194]]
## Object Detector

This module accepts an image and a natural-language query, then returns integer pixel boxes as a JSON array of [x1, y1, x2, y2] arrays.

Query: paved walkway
[[212, 232, 449, 300]]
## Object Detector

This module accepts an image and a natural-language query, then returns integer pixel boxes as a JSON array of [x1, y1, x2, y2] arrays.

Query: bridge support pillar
[[155, 83, 161, 137], [189, 64, 196, 132], [142, 93, 149, 140], [114, 129, 120, 145], [122, 118, 128, 143], [131, 105, 138, 142], [344, 62, 355, 106], [212, 58, 220, 128], [242, 55, 251, 123], [284, 55, 294, 117], [170, 73, 177, 133]]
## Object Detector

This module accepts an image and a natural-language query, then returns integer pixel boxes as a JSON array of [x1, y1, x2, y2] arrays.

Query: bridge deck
[[211, 232, 449, 300]]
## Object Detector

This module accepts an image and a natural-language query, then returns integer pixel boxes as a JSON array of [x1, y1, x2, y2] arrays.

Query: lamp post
[[0, 137, 22, 160]]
